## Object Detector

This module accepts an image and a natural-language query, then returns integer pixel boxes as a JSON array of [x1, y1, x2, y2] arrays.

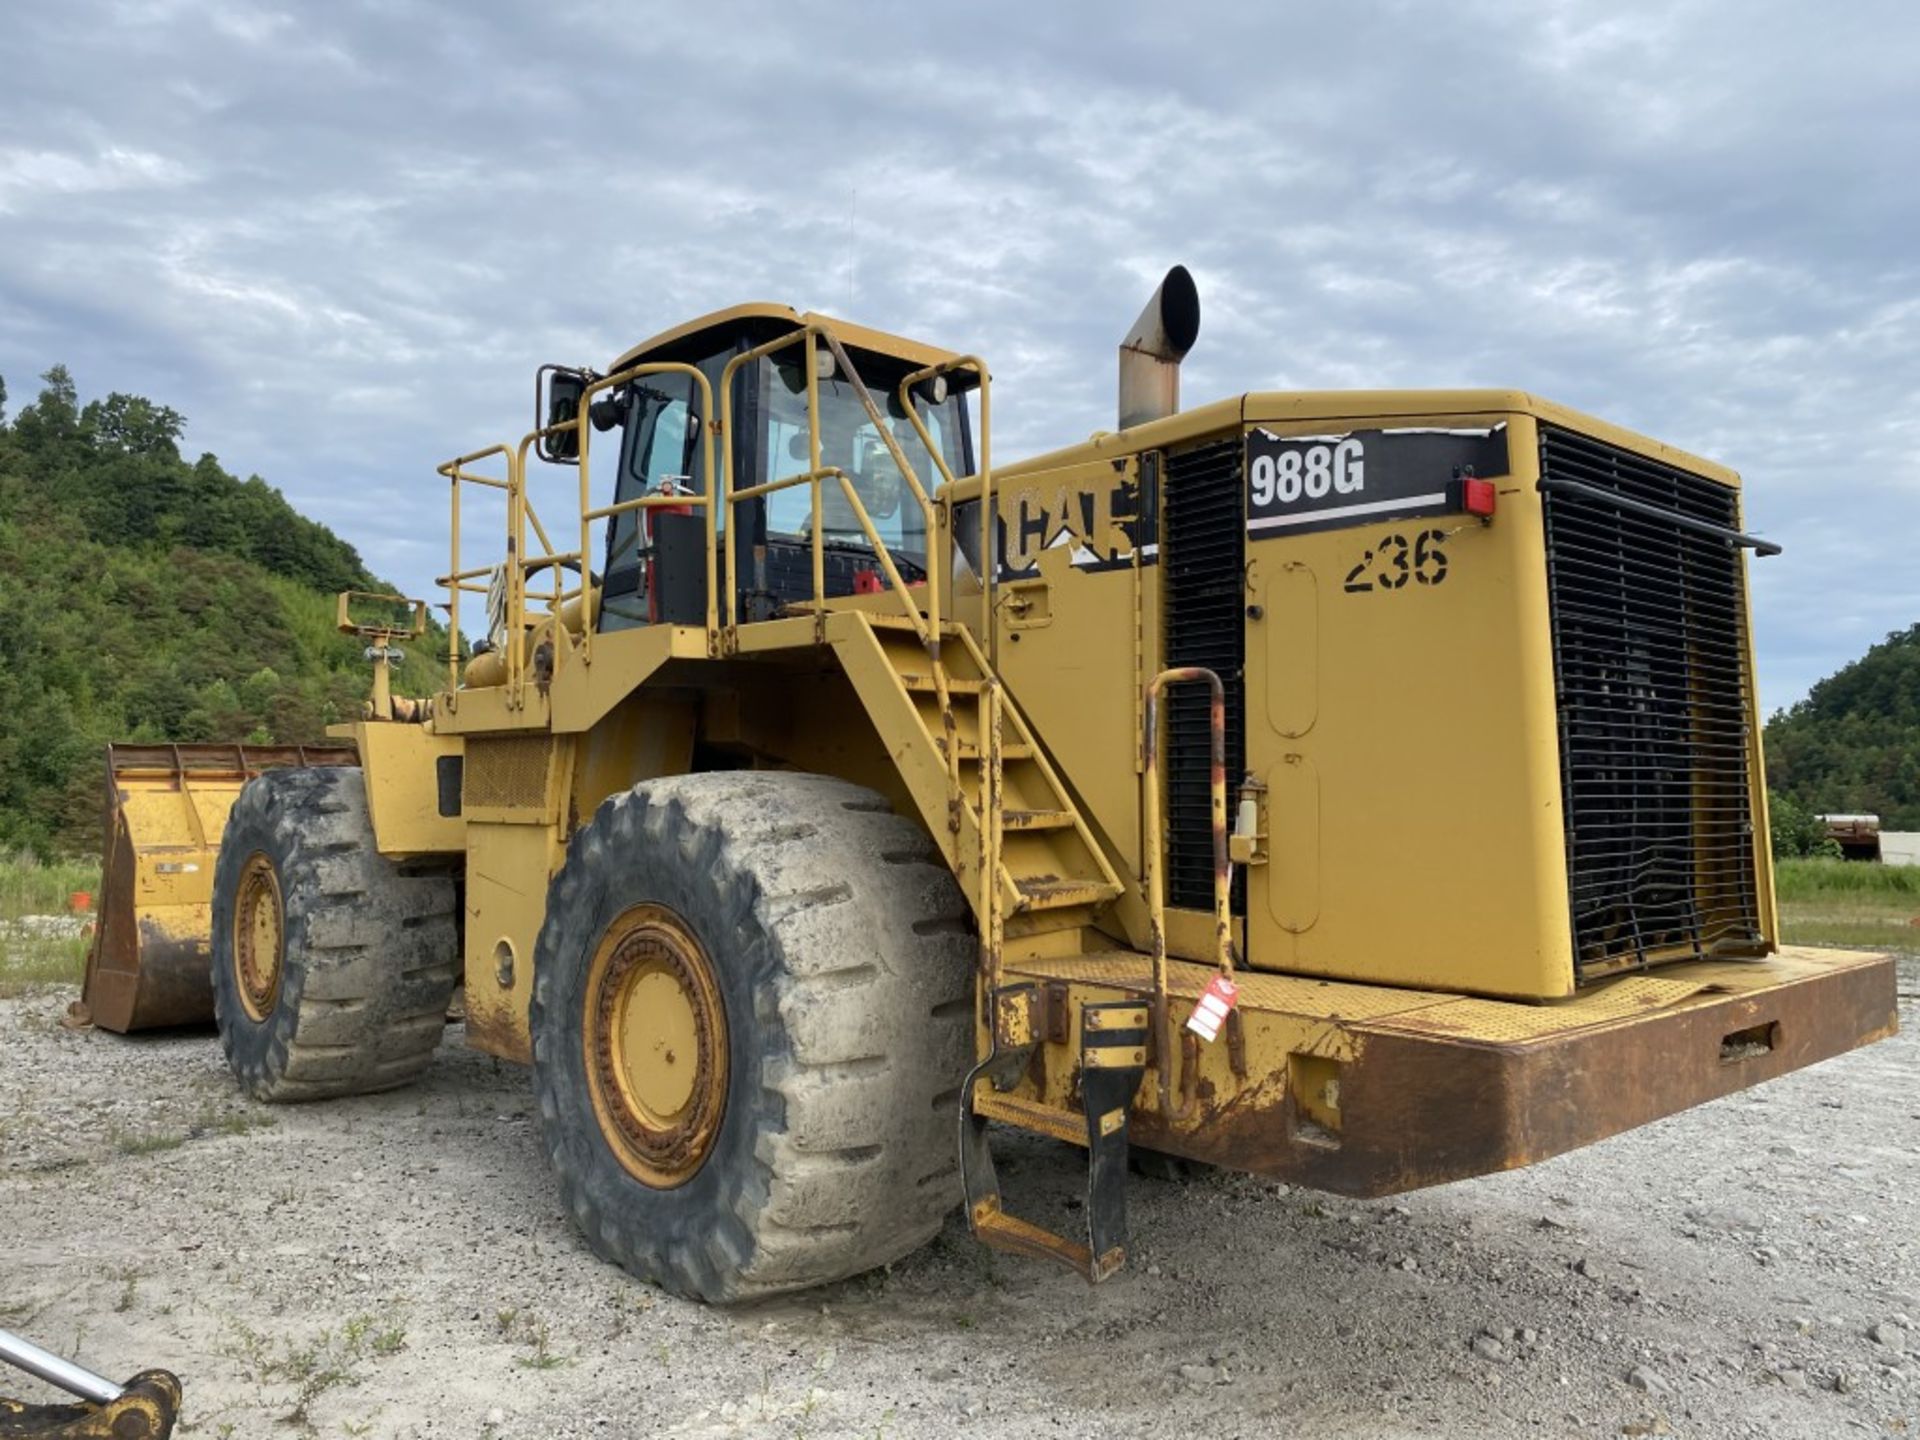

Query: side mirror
[[536, 365, 592, 462], [335, 589, 428, 640]]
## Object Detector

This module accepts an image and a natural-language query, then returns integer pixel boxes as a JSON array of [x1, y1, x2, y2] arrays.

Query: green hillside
[[0, 366, 443, 857], [1765, 624, 1920, 831]]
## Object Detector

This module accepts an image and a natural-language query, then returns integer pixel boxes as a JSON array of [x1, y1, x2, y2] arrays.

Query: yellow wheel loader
[[83, 269, 1897, 1300]]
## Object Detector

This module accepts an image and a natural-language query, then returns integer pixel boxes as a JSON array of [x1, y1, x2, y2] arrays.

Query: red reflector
[[1462, 477, 1497, 517], [852, 569, 884, 594]]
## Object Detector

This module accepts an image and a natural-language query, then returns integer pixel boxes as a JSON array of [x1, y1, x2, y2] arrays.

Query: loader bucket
[[79, 742, 357, 1033]]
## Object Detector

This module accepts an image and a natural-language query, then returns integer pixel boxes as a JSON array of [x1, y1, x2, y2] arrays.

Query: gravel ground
[[2, 956, 1915, 1440]]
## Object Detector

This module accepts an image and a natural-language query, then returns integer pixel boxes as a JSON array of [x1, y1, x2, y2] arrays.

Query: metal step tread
[[1001, 808, 1075, 831], [972, 1090, 1088, 1147], [901, 673, 986, 695], [1009, 875, 1122, 913], [862, 612, 965, 635], [971, 1201, 1097, 1274], [952, 738, 1036, 761]]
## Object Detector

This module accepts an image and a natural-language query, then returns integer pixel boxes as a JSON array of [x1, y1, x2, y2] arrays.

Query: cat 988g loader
[[82, 267, 1897, 1301]]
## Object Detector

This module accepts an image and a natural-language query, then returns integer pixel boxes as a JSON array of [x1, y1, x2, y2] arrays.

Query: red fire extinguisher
[[642, 478, 696, 624]]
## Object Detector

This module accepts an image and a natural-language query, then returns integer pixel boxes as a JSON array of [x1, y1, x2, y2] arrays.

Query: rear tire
[[530, 772, 974, 1302], [211, 767, 459, 1102]]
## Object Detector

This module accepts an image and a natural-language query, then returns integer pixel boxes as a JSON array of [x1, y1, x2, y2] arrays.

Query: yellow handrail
[[1140, 666, 1234, 1121], [897, 356, 993, 657], [980, 679, 1005, 999], [435, 443, 519, 692], [718, 326, 943, 649], [433, 323, 992, 705], [568, 361, 717, 665], [429, 360, 717, 699]]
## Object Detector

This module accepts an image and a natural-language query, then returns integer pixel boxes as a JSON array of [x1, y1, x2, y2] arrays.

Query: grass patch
[[0, 850, 97, 996], [222, 1306, 410, 1431], [0, 933, 89, 997], [1776, 857, 1920, 900], [496, 1310, 572, 1370], [0, 850, 101, 918], [113, 1128, 188, 1156], [1777, 859, 1920, 951]]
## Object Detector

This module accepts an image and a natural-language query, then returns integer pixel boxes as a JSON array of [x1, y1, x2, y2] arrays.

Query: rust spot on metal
[[1225, 1007, 1248, 1079], [463, 1000, 533, 1064], [1126, 953, 1899, 1196], [1041, 981, 1071, 1044]]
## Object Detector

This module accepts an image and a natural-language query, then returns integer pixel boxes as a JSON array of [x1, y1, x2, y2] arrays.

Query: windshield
[[759, 354, 968, 561]]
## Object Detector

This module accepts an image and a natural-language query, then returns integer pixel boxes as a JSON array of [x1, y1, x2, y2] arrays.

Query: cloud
[[1, 0, 1916, 709]]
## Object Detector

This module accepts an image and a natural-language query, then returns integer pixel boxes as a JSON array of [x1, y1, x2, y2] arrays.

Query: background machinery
[[83, 268, 1898, 1299]]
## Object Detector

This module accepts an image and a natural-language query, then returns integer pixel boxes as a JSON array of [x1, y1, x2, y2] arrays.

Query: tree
[[1766, 623, 1920, 830], [0, 367, 437, 855], [1767, 790, 1841, 860], [10, 365, 81, 447], [0, 372, 9, 426], [83, 392, 184, 457]]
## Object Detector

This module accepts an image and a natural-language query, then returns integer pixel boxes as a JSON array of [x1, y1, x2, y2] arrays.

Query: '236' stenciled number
[[1343, 530, 1449, 593]]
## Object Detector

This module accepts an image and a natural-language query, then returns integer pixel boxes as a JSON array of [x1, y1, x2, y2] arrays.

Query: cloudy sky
[[2, 0, 1916, 710]]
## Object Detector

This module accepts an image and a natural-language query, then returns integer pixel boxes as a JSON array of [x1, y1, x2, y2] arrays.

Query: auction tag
[[1185, 974, 1239, 1043]]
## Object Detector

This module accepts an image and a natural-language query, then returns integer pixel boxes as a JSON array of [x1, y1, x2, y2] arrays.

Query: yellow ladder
[[856, 613, 1123, 940]]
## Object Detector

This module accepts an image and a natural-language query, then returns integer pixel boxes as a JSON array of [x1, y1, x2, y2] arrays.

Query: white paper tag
[[1186, 974, 1239, 1043]]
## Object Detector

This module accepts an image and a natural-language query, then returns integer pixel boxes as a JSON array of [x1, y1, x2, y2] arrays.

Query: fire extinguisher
[[642, 478, 696, 624]]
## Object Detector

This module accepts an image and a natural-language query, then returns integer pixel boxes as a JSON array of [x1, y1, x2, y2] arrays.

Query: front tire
[[210, 767, 459, 1102], [530, 772, 974, 1302]]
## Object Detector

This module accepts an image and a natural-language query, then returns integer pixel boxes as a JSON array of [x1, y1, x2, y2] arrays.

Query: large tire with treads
[[211, 766, 459, 1102], [530, 772, 974, 1302]]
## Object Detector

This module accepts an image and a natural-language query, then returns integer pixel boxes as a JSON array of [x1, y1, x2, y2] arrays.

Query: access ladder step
[[951, 738, 1035, 762], [959, 993, 1149, 1284], [970, 1204, 1099, 1275], [1001, 808, 1076, 832], [971, 1089, 1086, 1145], [1010, 877, 1119, 913], [899, 673, 986, 695], [861, 612, 963, 635]]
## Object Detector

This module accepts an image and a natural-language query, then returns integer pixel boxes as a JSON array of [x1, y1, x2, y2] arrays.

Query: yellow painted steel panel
[[1240, 410, 1573, 997], [1262, 560, 1317, 738], [1267, 753, 1319, 934], [353, 722, 464, 856]]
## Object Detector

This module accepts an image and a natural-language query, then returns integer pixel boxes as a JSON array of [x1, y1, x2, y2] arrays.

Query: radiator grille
[[464, 736, 553, 811], [1162, 439, 1246, 913], [1539, 426, 1764, 976]]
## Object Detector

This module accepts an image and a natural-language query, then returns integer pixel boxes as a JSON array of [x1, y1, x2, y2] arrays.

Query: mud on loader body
[[89, 270, 1897, 1298]]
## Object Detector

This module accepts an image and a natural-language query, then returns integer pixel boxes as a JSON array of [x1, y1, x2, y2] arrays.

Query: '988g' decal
[[1245, 424, 1508, 539], [1250, 438, 1366, 506]]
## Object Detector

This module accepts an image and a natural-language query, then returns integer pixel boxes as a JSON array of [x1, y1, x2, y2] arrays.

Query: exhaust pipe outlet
[[1118, 264, 1201, 431]]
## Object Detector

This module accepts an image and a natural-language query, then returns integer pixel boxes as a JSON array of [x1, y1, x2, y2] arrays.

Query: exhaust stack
[[1118, 264, 1201, 430]]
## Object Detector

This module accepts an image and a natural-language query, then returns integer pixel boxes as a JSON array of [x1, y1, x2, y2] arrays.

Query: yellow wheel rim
[[584, 904, 728, 1188], [233, 852, 284, 1023]]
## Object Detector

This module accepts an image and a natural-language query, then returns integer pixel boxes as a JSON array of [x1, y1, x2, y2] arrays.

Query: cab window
[[601, 374, 698, 626], [758, 355, 966, 561]]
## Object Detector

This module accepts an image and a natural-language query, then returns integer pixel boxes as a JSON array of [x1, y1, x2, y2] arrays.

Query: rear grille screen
[[1539, 426, 1763, 975], [1162, 438, 1245, 913], [465, 736, 553, 810]]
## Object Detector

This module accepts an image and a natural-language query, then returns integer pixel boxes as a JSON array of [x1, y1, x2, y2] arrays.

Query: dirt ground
[[3, 955, 1916, 1440]]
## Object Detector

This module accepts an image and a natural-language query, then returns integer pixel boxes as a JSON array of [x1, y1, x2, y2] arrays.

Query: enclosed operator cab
[[562, 305, 975, 632]]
